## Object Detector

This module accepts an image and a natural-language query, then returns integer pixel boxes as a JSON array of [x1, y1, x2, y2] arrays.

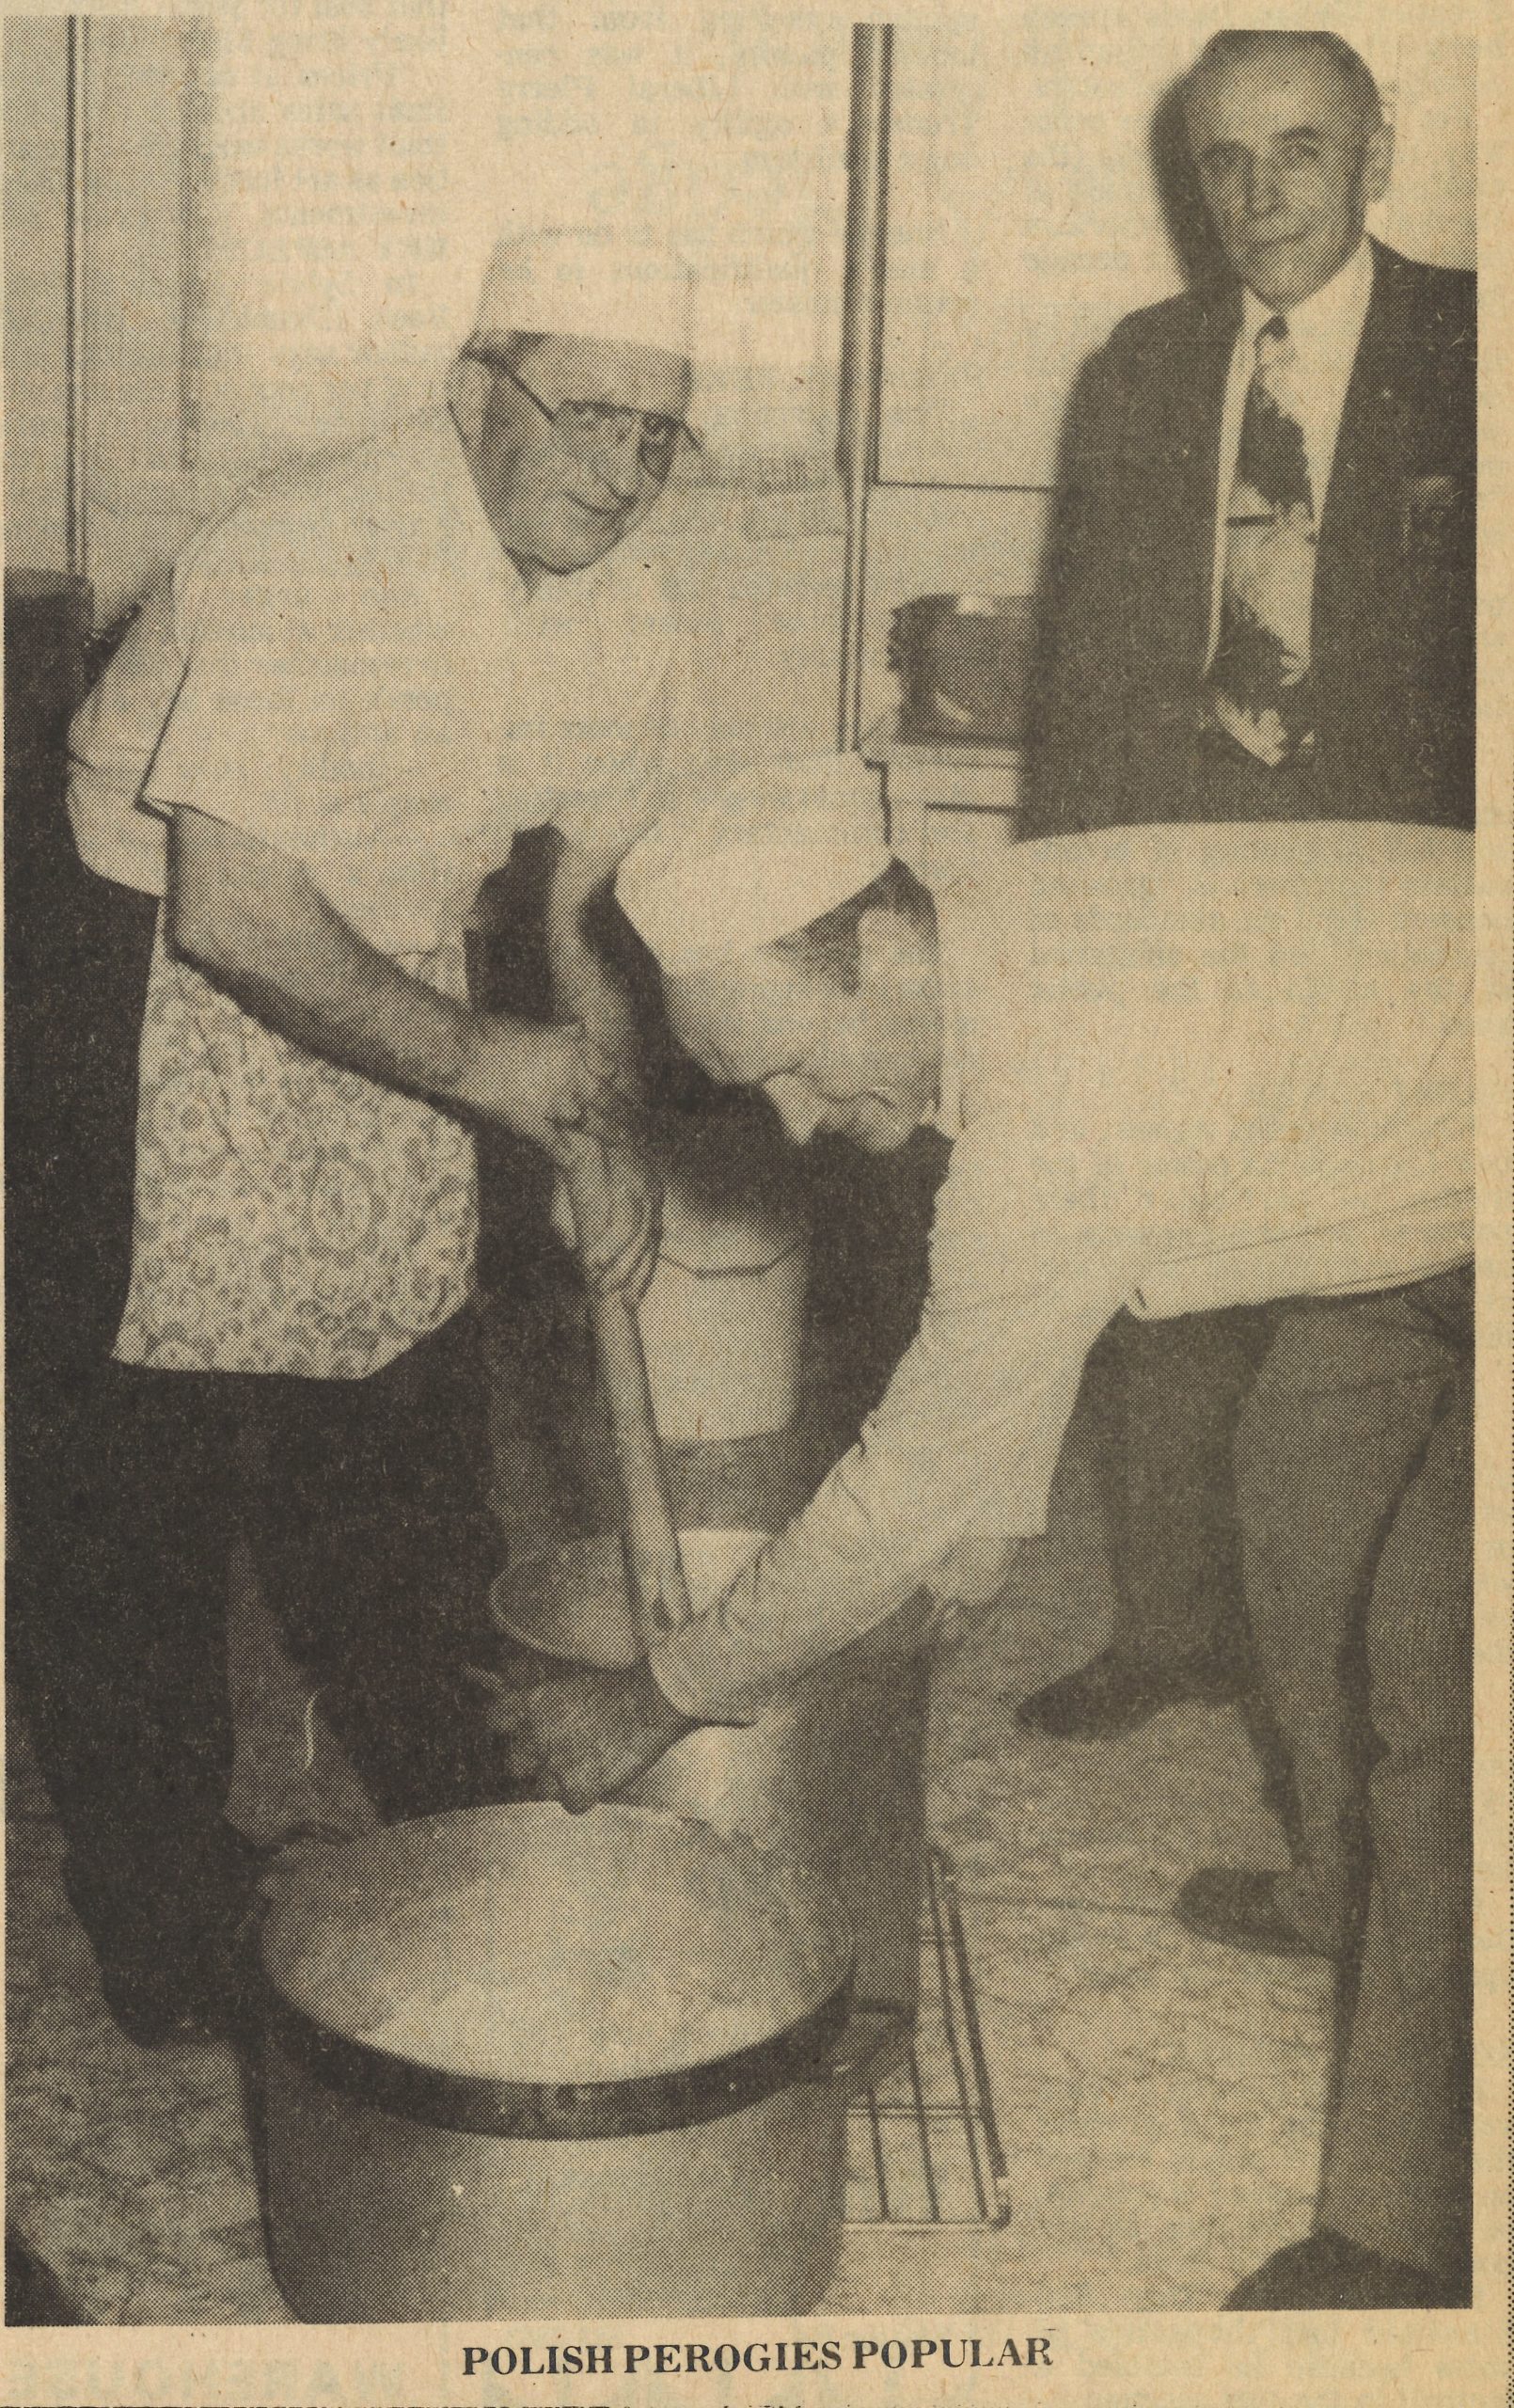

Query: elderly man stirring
[[12, 231, 704, 2048], [486, 755, 1474, 2309]]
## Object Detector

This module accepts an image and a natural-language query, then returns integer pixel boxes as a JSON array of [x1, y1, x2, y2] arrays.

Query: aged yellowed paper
[[3, 1, 1508, 2399]]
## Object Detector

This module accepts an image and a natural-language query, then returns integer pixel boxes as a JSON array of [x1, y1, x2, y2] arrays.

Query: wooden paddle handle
[[561, 1133, 693, 1645]]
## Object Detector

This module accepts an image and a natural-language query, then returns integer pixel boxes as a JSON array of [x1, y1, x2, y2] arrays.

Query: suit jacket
[[1022, 242, 1475, 835]]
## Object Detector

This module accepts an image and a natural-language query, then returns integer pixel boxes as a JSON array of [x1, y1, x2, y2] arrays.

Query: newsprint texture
[[3, 3, 1509, 2403]]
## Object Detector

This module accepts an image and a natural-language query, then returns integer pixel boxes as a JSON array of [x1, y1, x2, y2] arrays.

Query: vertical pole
[[64, 14, 89, 584], [178, 21, 214, 475], [836, 23, 892, 753]]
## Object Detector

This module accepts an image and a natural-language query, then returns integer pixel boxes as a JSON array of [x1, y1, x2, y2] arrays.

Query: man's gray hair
[[1187, 29, 1385, 132]]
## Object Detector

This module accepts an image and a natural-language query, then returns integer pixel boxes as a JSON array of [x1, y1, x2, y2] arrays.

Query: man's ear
[[446, 355, 490, 451], [856, 904, 926, 986], [1364, 118, 1394, 211]]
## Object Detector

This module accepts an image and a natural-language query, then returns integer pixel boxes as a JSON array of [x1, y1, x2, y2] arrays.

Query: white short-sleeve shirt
[[71, 407, 701, 949], [68, 408, 702, 1377]]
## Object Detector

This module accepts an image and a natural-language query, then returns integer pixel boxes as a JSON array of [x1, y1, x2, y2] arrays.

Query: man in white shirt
[[10, 230, 704, 2047], [483, 764, 1474, 2308], [1017, 28, 1475, 1748]]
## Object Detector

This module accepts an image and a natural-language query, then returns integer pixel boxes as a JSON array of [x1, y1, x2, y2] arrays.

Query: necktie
[[1206, 315, 1317, 767]]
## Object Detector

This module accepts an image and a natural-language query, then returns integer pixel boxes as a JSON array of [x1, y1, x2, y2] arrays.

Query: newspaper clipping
[[3, 3, 1507, 2401]]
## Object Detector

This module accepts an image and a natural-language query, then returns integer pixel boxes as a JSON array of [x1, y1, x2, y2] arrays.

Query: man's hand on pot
[[469, 1657, 698, 1814]]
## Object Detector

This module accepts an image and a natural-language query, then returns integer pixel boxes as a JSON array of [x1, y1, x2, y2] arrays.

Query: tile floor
[[6, 1404, 1335, 2322]]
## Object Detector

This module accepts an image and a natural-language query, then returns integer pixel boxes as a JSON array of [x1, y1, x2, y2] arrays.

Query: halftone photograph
[[2, 4, 1491, 2393]]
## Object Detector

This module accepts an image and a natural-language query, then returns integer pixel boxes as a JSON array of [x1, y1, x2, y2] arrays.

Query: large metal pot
[[497, 1529, 935, 2026], [260, 1802, 855, 2321]]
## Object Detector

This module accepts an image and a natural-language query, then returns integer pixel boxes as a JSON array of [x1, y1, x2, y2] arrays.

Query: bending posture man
[[9, 230, 703, 2046], [1017, 29, 1475, 1744], [485, 758, 1474, 2310]]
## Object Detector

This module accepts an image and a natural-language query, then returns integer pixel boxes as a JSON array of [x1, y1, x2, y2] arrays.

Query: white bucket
[[553, 1104, 811, 1448], [637, 1208, 808, 1445]]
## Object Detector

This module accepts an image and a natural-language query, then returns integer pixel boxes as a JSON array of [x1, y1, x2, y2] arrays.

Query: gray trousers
[[1235, 1270, 1473, 2285]]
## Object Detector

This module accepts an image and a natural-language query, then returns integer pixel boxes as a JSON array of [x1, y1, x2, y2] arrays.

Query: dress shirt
[[649, 821, 1472, 1723], [1205, 239, 1376, 667]]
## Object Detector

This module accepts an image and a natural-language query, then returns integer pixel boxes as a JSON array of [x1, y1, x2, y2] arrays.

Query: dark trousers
[[1098, 1303, 1273, 1670], [14, 1320, 504, 1962], [1236, 1269, 1473, 2284], [7, 861, 503, 1976]]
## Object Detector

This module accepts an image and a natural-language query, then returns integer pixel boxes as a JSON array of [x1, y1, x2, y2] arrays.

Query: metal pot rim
[[261, 1974, 853, 2140]]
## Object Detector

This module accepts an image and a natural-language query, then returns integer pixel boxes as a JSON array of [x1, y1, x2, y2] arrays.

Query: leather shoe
[[1224, 2229, 1461, 2309], [1174, 1866, 1341, 1959], [1015, 1645, 1244, 1741]]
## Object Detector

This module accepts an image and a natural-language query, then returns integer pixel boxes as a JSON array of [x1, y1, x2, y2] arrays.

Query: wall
[[4, 12, 1478, 771], [4, 18, 72, 578], [857, 5, 1477, 818], [882, 6, 1477, 489], [642, 492, 846, 780], [76, 19, 212, 610]]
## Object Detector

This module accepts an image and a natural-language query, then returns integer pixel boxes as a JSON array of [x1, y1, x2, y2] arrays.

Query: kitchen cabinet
[[862, 712, 1022, 887]]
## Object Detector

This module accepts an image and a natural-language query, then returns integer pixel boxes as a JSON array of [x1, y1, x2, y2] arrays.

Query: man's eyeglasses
[[463, 345, 699, 481]]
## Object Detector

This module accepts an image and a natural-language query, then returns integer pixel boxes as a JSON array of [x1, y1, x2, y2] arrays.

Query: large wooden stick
[[560, 1133, 693, 1646]]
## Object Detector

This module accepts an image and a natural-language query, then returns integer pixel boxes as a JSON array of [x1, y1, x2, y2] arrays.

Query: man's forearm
[[169, 808, 497, 1108], [642, 1235, 1127, 1723], [645, 1483, 931, 1726]]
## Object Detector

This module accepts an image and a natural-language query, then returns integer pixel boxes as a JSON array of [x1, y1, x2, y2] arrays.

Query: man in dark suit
[[1016, 31, 1475, 2309], [1017, 28, 1475, 1750]]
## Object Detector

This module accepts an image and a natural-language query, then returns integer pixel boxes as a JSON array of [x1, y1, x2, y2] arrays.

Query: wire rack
[[844, 1846, 1012, 2231]]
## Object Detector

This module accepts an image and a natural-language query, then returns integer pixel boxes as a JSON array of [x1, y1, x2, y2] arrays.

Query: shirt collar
[[1240, 236, 1375, 360]]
